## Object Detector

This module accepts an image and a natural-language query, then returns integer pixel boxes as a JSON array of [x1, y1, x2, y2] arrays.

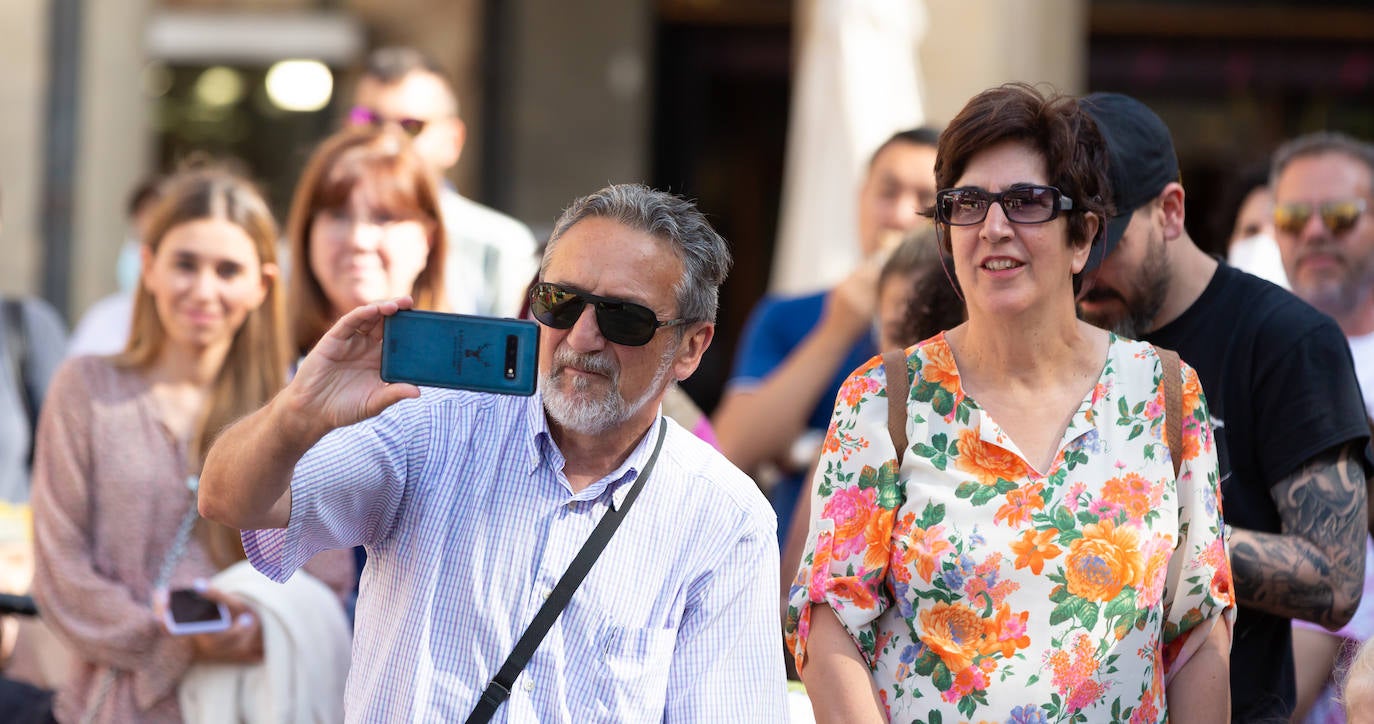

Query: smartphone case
[[163, 594, 231, 636], [381, 310, 540, 396]]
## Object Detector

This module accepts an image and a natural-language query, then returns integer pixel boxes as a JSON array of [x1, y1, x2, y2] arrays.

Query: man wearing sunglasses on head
[[196, 184, 787, 722], [1077, 93, 1371, 723], [1270, 131, 1374, 724], [351, 46, 538, 318]]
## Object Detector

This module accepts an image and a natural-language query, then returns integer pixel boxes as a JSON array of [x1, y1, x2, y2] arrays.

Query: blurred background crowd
[[1, 0, 1373, 722]]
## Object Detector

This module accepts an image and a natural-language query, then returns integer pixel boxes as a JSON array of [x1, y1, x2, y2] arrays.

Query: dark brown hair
[[285, 127, 447, 354], [933, 82, 1112, 252]]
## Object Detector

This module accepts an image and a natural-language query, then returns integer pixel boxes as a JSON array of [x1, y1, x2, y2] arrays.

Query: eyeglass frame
[[1273, 198, 1368, 236], [934, 184, 1077, 226], [347, 105, 430, 137], [527, 281, 693, 347]]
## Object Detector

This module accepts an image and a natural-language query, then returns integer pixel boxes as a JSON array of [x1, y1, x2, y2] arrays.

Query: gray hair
[[542, 183, 732, 323], [1271, 131, 1374, 188]]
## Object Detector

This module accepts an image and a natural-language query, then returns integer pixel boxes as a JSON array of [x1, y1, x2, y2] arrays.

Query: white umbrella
[[770, 0, 927, 295]]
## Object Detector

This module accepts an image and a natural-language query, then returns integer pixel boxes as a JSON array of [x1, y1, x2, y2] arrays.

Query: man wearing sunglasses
[[1270, 131, 1374, 723], [196, 184, 787, 721], [1077, 93, 1371, 723], [1272, 133, 1374, 412], [351, 46, 538, 318]]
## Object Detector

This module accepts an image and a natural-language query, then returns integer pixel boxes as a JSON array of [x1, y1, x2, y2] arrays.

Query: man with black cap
[[1077, 92, 1370, 722]]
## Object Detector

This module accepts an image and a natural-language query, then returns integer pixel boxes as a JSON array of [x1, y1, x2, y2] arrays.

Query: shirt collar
[[526, 397, 666, 509]]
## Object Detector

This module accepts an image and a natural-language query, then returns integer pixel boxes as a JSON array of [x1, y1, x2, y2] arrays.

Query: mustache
[[552, 348, 618, 377]]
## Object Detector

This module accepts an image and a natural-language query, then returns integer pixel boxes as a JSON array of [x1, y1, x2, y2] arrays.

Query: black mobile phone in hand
[[381, 310, 539, 396], [163, 588, 231, 636]]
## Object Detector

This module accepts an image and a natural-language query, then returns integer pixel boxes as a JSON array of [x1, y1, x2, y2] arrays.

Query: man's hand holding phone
[[287, 296, 422, 442]]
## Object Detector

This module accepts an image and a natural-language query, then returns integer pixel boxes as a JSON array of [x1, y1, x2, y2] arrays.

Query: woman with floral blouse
[[786, 83, 1235, 723]]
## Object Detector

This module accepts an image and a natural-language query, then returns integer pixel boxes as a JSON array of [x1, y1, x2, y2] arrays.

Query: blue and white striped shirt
[[244, 389, 788, 722]]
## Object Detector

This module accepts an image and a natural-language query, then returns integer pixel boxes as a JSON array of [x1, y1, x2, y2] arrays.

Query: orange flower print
[[921, 339, 961, 393], [823, 486, 881, 559], [839, 373, 882, 409], [1101, 473, 1154, 521], [955, 428, 1026, 485], [827, 575, 877, 611], [991, 603, 1031, 658], [862, 506, 897, 571], [1047, 633, 1105, 712], [1136, 534, 1174, 608], [918, 602, 993, 672], [994, 482, 1045, 527], [1064, 520, 1145, 603], [806, 532, 835, 603], [902, 525, 954, 583], [1010, 528, 1062, 575]]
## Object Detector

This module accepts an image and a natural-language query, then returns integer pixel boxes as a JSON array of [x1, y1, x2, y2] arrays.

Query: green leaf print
[[913, 379, 936, 403], [957, 694, 976, 719], [970, 484, 1000, 506], [914, 648, 940, 676], [1053, 506, 1076, 531], [1127, 423, 1144, 441], [1077, 600, 1099, 630], [917, 502, 946, 528], [931, 432, 948, 451], [955, 401, 971, 425], [1117, 397, 1130, 418], [932, 388, 954, 416], [995, 478, 1019, 494], [1050, 598, 1077, 625], [927, 710, 943, 724], [1104, 588, 1138, 621], [955, 481, 980, 499], [932, 662, 952, 690]]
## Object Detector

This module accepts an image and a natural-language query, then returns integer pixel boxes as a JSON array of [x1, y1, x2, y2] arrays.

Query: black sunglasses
[[528, 283, 691, 346], [936, 185, 1075, 226], [348, 106, 427, 137]]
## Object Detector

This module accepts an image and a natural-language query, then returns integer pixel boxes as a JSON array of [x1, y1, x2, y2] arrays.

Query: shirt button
[[541, 588, 551, 601], [523, 677, 535, 692]]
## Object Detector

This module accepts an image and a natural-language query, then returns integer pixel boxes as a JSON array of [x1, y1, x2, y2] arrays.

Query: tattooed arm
[[1228, 442, 1368, 629]]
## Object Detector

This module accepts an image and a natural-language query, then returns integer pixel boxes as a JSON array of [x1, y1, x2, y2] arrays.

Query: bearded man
[[197, 184, 786, 722]]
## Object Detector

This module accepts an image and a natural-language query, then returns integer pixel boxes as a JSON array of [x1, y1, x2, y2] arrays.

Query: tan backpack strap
[[882, 350, 910, 466], [1152, 344, 1184, 479]]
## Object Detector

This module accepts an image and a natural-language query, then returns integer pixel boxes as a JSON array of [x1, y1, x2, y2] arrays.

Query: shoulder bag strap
[[466, 421, 668, 724], [1152, 344, 1184, 479], [882, 350, 910, 466]]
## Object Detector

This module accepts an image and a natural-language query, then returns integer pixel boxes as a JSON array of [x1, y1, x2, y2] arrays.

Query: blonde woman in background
[[30, 168, 353, 722]]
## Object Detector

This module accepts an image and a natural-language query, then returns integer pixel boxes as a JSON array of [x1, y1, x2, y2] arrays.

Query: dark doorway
[[651, 4, 793, 415]]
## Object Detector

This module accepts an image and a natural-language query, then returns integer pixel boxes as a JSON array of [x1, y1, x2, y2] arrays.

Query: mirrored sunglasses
[[936, 185, 1075, 226], [528, 282, 690, 347], [1273, 199, 1366, 236], [347, 106, 427, 137]]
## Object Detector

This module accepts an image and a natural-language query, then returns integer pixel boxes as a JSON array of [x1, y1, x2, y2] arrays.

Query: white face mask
[[116, 237, 142, 294], [1227, 232, 1289, 290]]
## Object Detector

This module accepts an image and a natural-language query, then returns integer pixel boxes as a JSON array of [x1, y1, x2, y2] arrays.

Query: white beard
[[542, 343, 676, 435]]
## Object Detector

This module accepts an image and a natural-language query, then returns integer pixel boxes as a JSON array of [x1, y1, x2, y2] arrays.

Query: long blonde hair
[[117, 167, 289, 566], [285, 127, 447, 354]]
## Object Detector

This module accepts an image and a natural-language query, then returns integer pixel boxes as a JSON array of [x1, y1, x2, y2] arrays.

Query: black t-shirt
[[1145, 262, 1370, 723]]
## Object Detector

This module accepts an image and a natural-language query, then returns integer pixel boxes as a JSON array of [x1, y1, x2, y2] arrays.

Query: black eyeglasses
[[348, 106, 428, 137], [1274, 199, 1366, 236], [935, 185, 1076, 226], [528, 282, 691, 346]]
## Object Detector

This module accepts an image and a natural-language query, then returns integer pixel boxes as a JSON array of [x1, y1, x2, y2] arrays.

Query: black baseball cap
[[1080, 93, 1180, 271]]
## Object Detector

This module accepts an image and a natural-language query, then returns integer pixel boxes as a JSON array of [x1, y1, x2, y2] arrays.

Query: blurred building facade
[[1, 0, 1370, 412]]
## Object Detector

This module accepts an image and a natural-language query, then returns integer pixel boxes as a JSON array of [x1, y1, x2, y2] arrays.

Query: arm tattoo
[[1229, 442, 1369, 628]]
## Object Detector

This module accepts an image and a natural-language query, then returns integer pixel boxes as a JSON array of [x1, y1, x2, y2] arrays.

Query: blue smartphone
[[381, 310, 540, 396]]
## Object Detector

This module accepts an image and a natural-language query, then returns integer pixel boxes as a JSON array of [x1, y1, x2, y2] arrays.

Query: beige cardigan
[[29, 356, 354, 723]]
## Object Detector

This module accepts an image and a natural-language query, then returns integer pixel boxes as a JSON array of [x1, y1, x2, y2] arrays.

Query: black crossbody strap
[[465, 421, 669, 724]]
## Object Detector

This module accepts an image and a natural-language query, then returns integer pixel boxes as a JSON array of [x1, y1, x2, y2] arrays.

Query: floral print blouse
[[785, 333, 1235, 723]]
